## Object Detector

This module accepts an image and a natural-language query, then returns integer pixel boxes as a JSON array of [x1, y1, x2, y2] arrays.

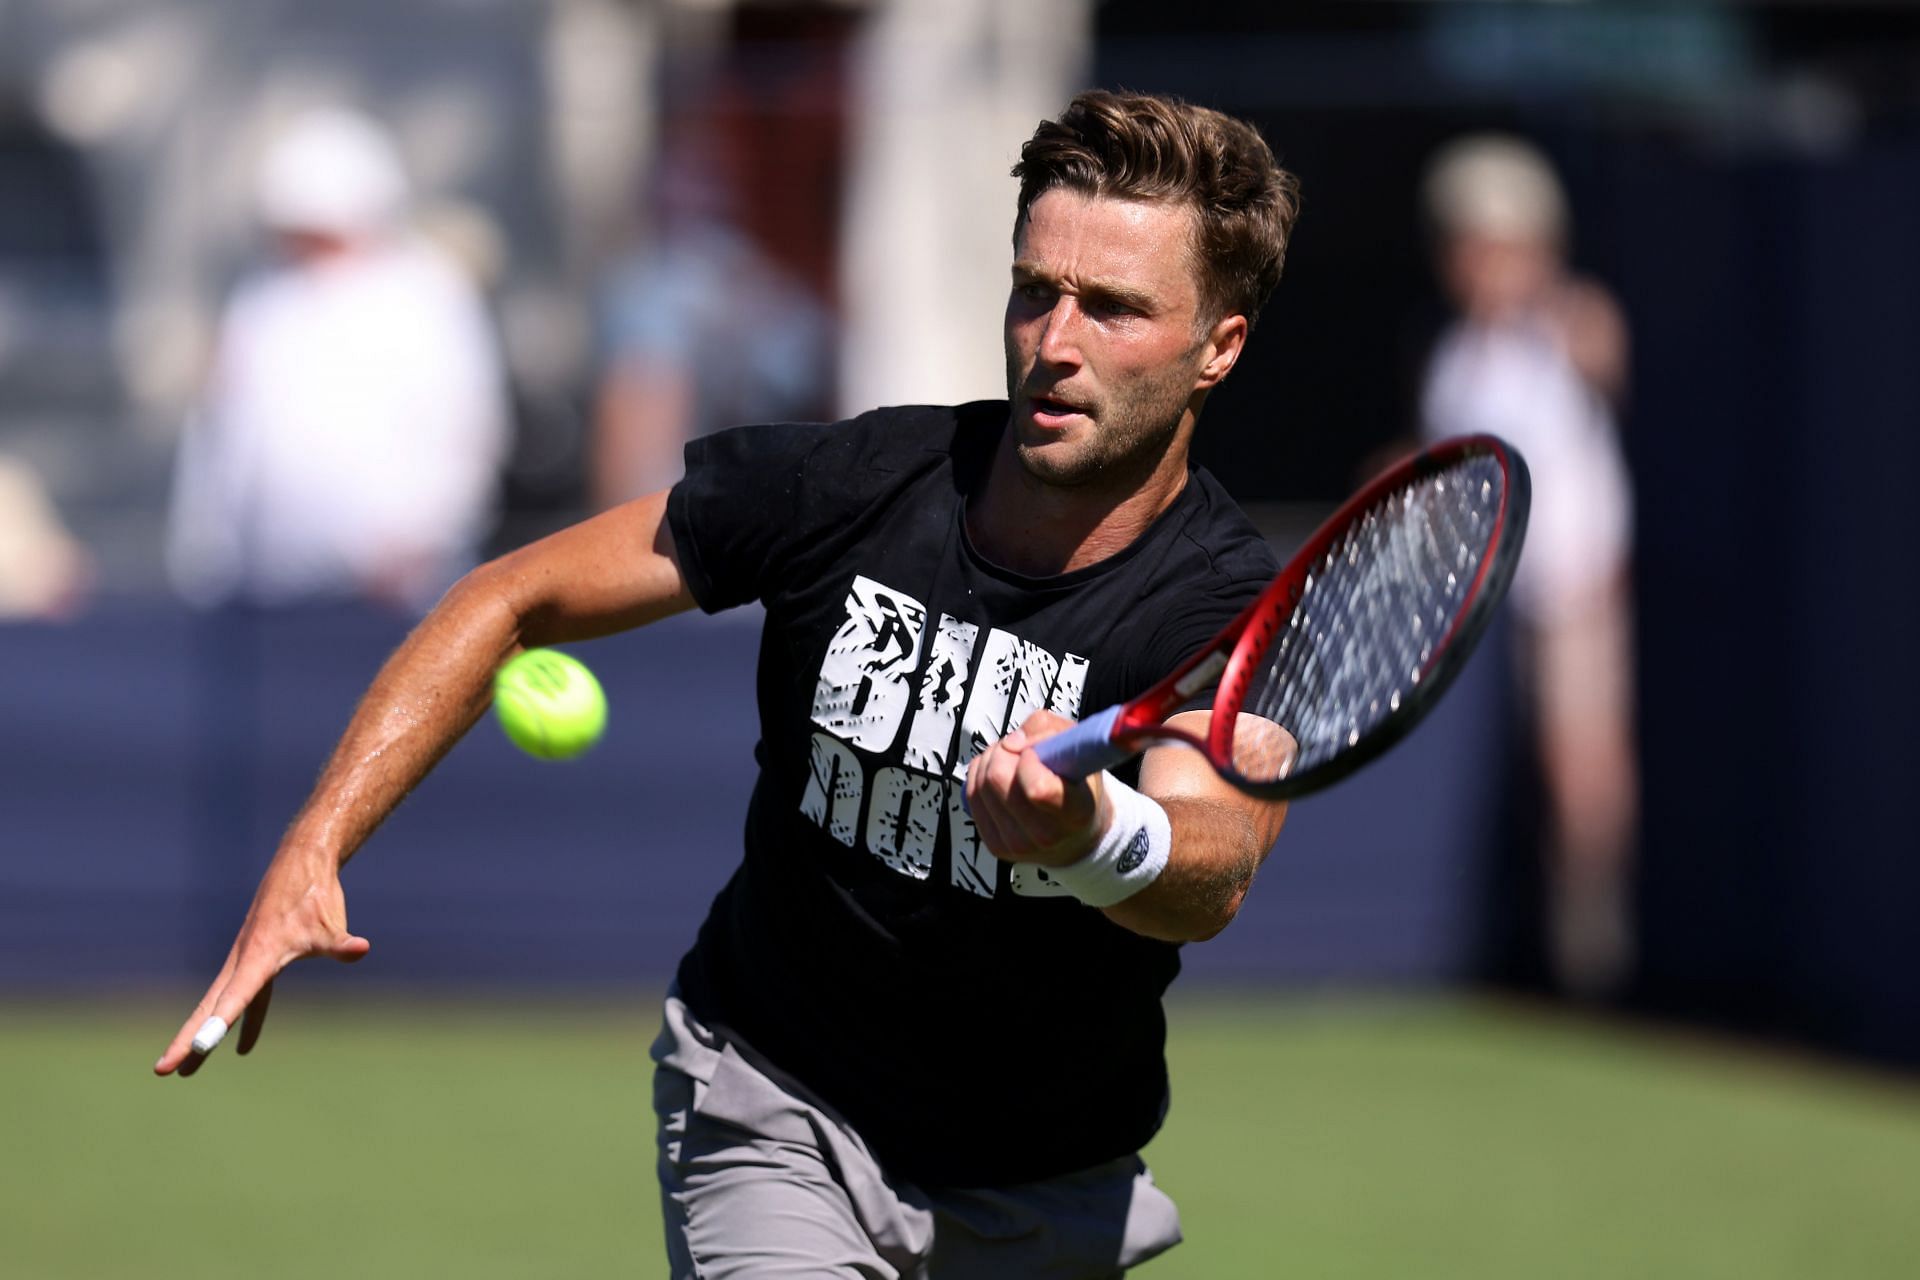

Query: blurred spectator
[[1419, 135, 1639, 998], [167, 107, 509, 614], [589, 12, 847, 511], [589, 131, 833, 507], [835, 0, 1090, 414], [0, 452, 91, 619]]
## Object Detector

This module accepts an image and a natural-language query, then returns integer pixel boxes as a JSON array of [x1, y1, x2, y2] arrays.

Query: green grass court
[[4, 994, 1916, 1278]]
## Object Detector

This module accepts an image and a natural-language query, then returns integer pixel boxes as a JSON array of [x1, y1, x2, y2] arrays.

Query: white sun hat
[[1423, 134, 1568, 243], [255, 107, 410, 236]]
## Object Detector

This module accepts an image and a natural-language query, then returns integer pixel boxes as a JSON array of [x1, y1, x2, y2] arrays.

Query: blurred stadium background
[[3, 1, 1917, 1275]]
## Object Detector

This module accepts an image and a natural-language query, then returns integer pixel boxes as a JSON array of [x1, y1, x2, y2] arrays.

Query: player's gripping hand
[[153, 849, 370, 1078], [964, 709, 1111, 869]]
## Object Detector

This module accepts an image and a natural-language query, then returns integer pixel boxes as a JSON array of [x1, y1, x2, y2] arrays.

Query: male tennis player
[[157, 90, 1301, 1277]]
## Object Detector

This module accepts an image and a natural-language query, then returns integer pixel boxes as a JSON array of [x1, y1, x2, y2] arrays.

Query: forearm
[[278, 571, 526, 870], [158, 494, 691, 1076], [1099, 796, 1272, 943], [281, 493, 692, 872], [966, 709, 1288, 942]]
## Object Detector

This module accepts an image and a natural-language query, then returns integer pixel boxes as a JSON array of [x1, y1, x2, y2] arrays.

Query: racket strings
[[1235, 456, 1505, 781]]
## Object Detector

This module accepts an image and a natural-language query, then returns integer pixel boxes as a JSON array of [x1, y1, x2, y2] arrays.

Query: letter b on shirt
[[810, 576, 927, 750]]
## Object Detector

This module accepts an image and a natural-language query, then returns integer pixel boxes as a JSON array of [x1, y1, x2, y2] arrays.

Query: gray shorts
[[651, 993, 1183, 1278]]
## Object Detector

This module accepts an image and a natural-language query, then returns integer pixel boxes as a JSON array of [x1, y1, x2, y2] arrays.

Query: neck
[[966, 412, 1195, 578]]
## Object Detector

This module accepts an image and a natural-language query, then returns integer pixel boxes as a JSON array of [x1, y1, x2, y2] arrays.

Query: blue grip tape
[[1033, 705, 1135, 779]]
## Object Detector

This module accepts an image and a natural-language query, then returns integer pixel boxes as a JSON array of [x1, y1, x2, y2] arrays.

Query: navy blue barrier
[[1, 600, 1504, 993]]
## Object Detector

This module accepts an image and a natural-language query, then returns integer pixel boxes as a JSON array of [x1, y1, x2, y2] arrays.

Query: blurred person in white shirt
[[1420, 135, 1639, 998], [168, 107, 509, 614]]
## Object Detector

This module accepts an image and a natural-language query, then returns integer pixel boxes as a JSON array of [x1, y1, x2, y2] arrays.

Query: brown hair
[[1013, 90, 1301, 329]]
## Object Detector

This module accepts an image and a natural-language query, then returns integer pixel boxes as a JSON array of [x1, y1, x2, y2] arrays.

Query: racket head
[[1112, 434, 1529, 799]]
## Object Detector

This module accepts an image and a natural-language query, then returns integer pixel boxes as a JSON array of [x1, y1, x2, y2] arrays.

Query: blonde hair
[[1423, 135, 1568, 243]]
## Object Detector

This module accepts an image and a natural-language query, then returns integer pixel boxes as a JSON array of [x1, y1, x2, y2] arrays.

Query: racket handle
[[1032, 706, 1135, 780]]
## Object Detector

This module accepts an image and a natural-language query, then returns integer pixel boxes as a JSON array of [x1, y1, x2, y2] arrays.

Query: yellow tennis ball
[[493, 648, 607, 760]]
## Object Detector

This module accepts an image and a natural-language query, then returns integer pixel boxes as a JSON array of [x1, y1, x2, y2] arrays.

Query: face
[[274, 228, 358, 264], [1440, 232, 1556, 323], [1003, 189, 1243, 489]]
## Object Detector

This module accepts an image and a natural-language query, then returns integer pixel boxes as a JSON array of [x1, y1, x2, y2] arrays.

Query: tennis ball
[[493, 648, 606, 760]]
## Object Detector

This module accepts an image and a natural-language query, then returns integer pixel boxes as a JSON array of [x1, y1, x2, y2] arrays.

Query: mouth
[[1024, 392, 1090, 430]]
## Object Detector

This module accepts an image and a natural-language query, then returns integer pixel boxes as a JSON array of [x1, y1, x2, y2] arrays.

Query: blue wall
[[1, 600, 1503, 994]]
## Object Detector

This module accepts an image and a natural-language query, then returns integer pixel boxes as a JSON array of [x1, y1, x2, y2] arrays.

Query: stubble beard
[[1006, 354, 1198, 492]]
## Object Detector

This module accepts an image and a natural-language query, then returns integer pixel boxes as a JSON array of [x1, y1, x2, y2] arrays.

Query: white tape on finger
[[191, 1015, 230, 1055]]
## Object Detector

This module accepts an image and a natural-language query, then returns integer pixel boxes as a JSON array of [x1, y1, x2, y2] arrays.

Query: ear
[[1194, 313, 1249, 390]]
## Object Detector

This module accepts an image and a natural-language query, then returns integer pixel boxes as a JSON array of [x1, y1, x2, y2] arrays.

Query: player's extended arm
[[965, 710, 1288, 943], [154, 492, 694, 1078]]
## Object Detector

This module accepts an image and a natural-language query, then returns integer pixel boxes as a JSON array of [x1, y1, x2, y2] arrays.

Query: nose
[[1036, 299, 1082, 370]]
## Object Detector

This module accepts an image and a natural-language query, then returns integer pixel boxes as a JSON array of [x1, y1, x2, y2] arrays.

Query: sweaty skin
[[157, 190, 1287, 1079], [155, 495, 693, 1077], [963, 188, 1287, 941], [964, 709, 1288, 943]]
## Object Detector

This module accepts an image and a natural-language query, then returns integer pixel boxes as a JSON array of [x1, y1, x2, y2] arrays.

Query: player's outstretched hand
[[153, 850, 370, 1078], [964, 709, 1108, 868]]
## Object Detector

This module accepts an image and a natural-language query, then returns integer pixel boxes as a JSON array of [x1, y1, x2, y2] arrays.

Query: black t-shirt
[[665, 400, 1278, 1187]]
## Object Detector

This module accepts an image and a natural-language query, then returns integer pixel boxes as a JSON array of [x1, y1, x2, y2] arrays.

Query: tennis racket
[[1035, 434, 1529, 799]]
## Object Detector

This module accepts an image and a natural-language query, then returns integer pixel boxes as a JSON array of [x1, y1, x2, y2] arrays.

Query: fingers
[[965, 728, 1098, 864], [192, 1015, 231, 1055], [155, 956, 237, 1076], [1017, 708, 1074, 742], [962, 777, 1015, 860], [155, 927, 370, 1078], [156, 1018, 207, 1075], [169, 957, 276, 1078], [155, 860, 367, 1078], [236, 978, 274, 1056], [176, 1023, 223, 1078]]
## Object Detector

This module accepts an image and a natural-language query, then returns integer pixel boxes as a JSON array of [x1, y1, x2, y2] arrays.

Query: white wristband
[[1045, 774, 1172, 908]]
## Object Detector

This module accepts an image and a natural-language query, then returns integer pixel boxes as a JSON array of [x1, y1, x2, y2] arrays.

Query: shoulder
[[678, 401, 1005, 533], [809, 399, 1005, 472], [669, 402, 1004, 613], [696, 400, 1004, 497], [1100, 468, 1276, 690], [802, 401, 1007, 526], [1168, 467, 1281, 588]]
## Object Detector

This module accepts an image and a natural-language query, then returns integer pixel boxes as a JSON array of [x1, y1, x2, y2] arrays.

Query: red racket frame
[[1077, 433, 1528, 798]]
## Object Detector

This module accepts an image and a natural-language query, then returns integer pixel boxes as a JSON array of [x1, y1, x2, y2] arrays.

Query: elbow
[[1113, 881, 1249, 944], [1142, 910, 1236, 946], [438, 558, 533, 642], [444, 558, 511, 612], [1183, 886, 1249, 943], [449, 553, 511, 598]]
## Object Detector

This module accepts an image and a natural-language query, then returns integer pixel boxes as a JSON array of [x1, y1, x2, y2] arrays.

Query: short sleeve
[[1135, 574, 1271, 712], [667, 420, 829, 612], [1111, 472, 1282, 711]]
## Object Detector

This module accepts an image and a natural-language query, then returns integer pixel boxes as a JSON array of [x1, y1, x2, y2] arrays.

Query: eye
[[1088, 296, 1140, 319]]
